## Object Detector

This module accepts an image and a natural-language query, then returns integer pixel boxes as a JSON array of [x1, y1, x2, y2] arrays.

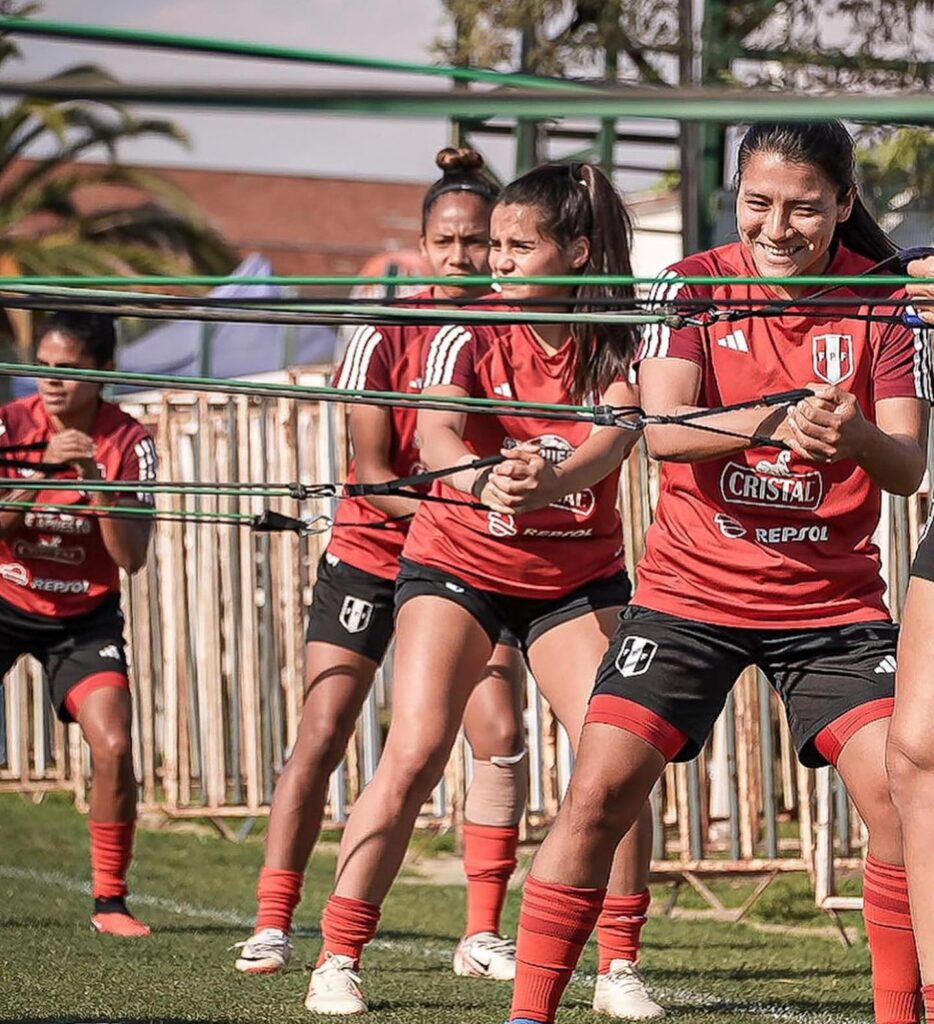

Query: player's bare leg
[[307, 598, 493, 1014], [78, 684, 149, 938], [529, 609, 663, 1019], [235, 643, 376, 974], [888, 578, 934, 1018], [840, 715, 920, 1023]]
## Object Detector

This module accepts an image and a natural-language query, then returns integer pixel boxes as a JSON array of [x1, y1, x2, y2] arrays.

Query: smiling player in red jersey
[[506, 121, 932, 1024], [307, 162, 661, 1020], [234, 149, 529, 983], [888, 252, 934, 1020], [0, 312, 157, 938]]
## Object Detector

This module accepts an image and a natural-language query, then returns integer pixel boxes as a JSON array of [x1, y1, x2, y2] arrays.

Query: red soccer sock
[[511, 875, 605, 1024], [597, 889, 651, 974], [463, 823, 519, 937], [922, 984, 934, 1020], [89, 819, 135, 900], [255, 866, 304, 934], [863, 856, 921, 1024], [317, 894, 381, 968]]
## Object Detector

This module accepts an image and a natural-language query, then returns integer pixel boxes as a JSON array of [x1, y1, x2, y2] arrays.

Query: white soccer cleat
[[592, 959, 665, 1019], [233, 927, 293, 974], [305, 953, 368, 1015], [452, 931, 517, 981]]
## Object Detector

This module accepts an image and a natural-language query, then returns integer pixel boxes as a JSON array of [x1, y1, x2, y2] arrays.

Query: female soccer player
[[887, 250, 934, 1021], [506, 120, 931, 1024], [0, 311, 157, 937], [306, 161, 661, 1020], [234, 149, 529, 981]]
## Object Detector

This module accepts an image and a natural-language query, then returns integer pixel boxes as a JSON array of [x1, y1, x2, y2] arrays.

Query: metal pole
[[515, 28, 540, 175], [757, 671, 778, 859], [679, 0, 700, 255], [597, 47, 619, 174], [698, 0, 727, 248]]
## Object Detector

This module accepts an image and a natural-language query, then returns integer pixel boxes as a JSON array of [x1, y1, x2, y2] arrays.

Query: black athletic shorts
[[306, 553, 522, 664], [0, 593, 130, 723], [395, 557, 632, 650], [591, 606, 898, 768], [910, 517, 934, 582]]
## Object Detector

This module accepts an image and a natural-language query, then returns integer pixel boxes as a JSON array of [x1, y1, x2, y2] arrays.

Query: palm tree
[[0, 11, 236, 378], [0, 9, 235, 280]]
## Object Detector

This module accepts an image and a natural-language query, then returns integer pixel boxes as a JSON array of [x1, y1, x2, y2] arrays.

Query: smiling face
[[489, 202, 589, 304], [736, 151, 855, 281], [419, 191, 492, 301], [36, 331, 106, 423]]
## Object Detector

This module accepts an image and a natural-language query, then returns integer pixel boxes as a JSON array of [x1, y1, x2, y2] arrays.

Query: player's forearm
[[0, 487, 41, 537], [418, 423, 480, 495], [852, 424, 926, 496], [97, 515, 153, 573], [644, 405, 788, 462], [350, 460, 422, 519], [551, 428, 638, 496]]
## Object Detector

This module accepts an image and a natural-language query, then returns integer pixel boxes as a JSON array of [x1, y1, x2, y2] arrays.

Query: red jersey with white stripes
[[633, 241, 931, 628], [403, 315, 626, 598], [327, 300, 431, 580], [0, 395, 157, 618]]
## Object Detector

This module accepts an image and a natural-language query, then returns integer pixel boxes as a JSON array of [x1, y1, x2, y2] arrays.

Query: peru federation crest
[[339, 596, 373, 634], [812, 334, 854, 385]]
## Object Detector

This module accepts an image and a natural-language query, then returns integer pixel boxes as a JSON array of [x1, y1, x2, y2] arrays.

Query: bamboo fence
[[0, 369, 928, 912]]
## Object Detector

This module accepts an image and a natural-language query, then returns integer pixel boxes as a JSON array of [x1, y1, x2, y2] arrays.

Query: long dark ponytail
[[497, 161, 638, 403], [736, 121, 898, 268]]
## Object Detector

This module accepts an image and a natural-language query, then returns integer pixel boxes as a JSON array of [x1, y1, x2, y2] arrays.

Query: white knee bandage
[[464, 749, 528, 827]]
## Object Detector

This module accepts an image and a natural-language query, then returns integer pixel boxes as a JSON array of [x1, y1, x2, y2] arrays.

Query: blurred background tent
[[118, 254, 338, 384], [12, 254, 339, 397]]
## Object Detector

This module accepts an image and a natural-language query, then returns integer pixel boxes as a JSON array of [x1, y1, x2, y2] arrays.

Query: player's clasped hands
[[480, 441, 559, 515], [907, 255, 934, 326], [783, 383, 867, 464], [44, 428, 101, 478]]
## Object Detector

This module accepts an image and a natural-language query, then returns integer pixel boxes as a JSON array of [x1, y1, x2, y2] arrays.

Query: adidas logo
[[493, 382, 513, 398], [98, 644, 121, 661], [874, 655, 897, 675], [717, 329, 749, 353], [444, 581, 465, 594]]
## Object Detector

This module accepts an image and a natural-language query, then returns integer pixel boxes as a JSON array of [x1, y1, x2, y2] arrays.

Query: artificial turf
[[0, 792, 874, 1023]]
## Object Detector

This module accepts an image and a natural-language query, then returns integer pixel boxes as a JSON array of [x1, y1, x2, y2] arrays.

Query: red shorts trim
[[64, 671, 129, 720], [586, 695, 688, 762], [813, 697, 894, 767]]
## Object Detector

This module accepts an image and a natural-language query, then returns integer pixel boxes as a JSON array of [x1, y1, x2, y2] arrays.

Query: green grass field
[[0, 792, 875, 1023]]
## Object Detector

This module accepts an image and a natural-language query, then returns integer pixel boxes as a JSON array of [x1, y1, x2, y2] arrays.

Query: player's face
[[489, 202, 590, 303], [36, 331, 108, 421], [420, 192, 492, 301], [737, 152, 855, 280]]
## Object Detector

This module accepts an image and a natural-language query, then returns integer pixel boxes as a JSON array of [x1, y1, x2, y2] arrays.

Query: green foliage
[[856, 127, 934, 217], [0, 20, 236, 280], [434, 0, 934, 89]]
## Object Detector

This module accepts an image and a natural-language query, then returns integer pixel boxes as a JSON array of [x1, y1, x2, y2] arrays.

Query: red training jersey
[[633, 242, 931, 628], [402, 314, 626, 598], [0, 394, 157, 618], [326, 297, 432, 580]]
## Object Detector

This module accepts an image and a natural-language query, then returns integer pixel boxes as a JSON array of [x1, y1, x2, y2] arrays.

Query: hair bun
[[436, 147, 485, 174]]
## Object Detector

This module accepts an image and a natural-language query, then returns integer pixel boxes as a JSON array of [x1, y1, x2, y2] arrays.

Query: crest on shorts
[[812, 334, 854, 385], [615, 636, 658, 678], [339, 595, 373, 634]]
